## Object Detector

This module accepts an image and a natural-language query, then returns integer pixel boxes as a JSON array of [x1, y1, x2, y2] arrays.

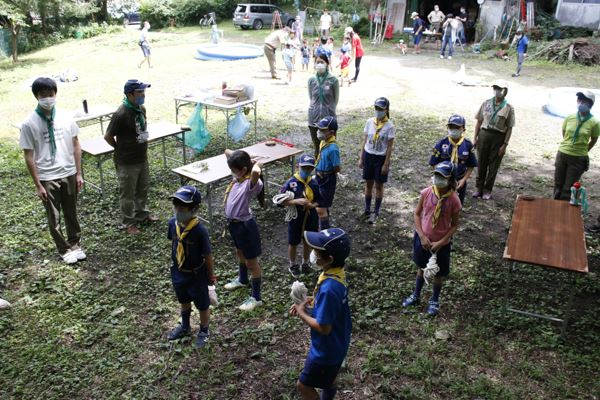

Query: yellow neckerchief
[[431, 185, 453, 228], [313, 267, 347, 298], [223, 174, 250, 206], [175, 216, 200, 270], [315, 135, 337, 169], [373, 116, 389, 145], [293, 172, 314, 202], [448, 135, 465, 164]]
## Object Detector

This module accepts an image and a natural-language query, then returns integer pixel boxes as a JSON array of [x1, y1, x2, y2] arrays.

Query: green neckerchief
[[315, 71, 330, 104], [35, 106, 56, 158], [490, 97, 507, 125], [122, 97, 147, 131], [573, 112, 593, 144]]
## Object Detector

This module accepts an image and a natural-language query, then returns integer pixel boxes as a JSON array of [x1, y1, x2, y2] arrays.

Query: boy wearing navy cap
[[290, 228, 352, 400], [429, 114, 477, 204], [167, 185, 216, 348], [278, 154, 322, 277], [315, 116, 341, 231]]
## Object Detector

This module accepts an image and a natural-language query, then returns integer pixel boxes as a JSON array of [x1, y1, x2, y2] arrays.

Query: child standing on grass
[[315, 116, 341, 231], [167, 185, 216, 348], [301, 39, 311, 71], [283, 43, 296, 84], [223, 149, 265, 312], [290, 228, 352, 400], [336, 48, 351, 87], [358, 97, 395, 224], [402, 161, 461, 316], [277, 154, 321, 278]]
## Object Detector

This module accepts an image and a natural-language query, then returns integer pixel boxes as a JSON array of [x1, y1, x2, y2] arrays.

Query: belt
[[265, 44, 276, 50], [227, 218, 243, 223], [482, 127, 506, 134]]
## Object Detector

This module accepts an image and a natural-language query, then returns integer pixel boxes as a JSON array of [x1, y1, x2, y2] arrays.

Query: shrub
[[139, 0, 174, 29]]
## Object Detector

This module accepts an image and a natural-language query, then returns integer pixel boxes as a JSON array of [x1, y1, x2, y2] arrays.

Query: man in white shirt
[[320, 9, 332, 37], [264, 27, 290, 79], [20, 77, 85, 265], [428, 5, 445, 33]]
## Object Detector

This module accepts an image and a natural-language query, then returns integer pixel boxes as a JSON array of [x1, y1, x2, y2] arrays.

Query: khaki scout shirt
[[264, 30, 289, 48], [476, 98, 515, 134]]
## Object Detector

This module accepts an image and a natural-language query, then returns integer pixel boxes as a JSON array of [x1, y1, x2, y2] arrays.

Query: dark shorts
[[414, 33, 423, 45], [299, 357, 341, 389], [316, 173, 337, 208], [302, 56, 310, 65], [172, 270, 210, 310], [412, 232, 451, 277], [228, 218, 262, 260], [288, 209, 319, 245], [362, 152, 389, 183], [141, 43, 151, 57]]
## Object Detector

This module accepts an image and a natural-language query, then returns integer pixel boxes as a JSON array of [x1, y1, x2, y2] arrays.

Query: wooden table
[[172, 141, 303, 231], [80, 121, 189, 195], [503, 196, 588, 337]]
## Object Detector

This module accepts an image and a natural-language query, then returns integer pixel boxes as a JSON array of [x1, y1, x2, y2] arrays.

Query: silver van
[[233, 4, 294, 30]]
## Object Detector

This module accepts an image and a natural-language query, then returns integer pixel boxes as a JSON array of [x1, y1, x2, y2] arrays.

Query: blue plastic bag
[[228, 106, 250, 143], [185, 103, 211, 152]]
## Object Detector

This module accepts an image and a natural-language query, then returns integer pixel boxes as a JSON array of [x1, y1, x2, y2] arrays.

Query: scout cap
[[576, 90, 595, 105], [304, 228, 351, 262], [447, 114, 465, 126], [316, 116, 338, 132], [374, 97, 390, 109], [169, 185, 201, 204], [433, 161, 455, 178], [124, 79, 151, 94], [298, 154, 316, 167]]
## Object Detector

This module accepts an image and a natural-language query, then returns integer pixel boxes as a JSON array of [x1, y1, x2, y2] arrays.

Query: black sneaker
[[168, 324, 191, 341], [586, 224, 600, 233], [301, 262, 313, 274], [288, 264, 301, 278]]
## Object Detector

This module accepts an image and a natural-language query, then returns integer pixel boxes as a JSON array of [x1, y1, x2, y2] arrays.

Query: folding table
[[72, 105, 116, 135]]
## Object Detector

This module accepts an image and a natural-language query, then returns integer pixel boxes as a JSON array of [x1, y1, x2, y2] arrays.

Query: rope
[[291, 281, 308, 304], [272, 191, 297, 222], [422, 253, 439, 285]]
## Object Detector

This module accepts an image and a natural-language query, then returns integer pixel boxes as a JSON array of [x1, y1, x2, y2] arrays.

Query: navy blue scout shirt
[[167, 217, 212, 285], [309, 279, 352, 365], [413, 18, 424, 34], [280, 176, 322, 213], [429, 137, 478, 178]]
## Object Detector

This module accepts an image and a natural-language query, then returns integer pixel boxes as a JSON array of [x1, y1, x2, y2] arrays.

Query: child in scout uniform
[[429, 114, 477, 204], [402, 161, 461, 316], [167, 186, 216, 348], [315, 116, 341, 231], [358, 97, 396, 224], [279, 154, 322, 278], [223, 149, 265, 312], [290, 228, 352, 400]]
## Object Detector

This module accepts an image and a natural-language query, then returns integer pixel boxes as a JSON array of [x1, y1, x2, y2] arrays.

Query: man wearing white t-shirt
[[20, 77, 85, 265], [320, 9, 332, 37]]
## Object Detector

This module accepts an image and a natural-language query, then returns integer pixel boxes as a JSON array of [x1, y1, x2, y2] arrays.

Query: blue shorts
[[299, 356, 341, 389], [412, 232, 451, 277], [302, 56, 310, 65], [288, 209, 319, 245], [171, 268, 210, 310], [141, 43, 151, 57], [316, 173, 337, 208], [229, 218, 262, 260], [362, 152, 388, 183], [414, 33, 423, 45]]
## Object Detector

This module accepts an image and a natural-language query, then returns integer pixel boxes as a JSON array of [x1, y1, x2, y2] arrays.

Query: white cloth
[[208, 285, 219, 306], [422, 253, 440, 285], [363, 118, 396, 156], [272, 191, 297, 221], [320, 14, 332, 30], [291, 281, 308, 304], [19, 109, 79, 181]]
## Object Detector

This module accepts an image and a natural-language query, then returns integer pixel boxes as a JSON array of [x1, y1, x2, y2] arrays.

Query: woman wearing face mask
[[358, 97, 395, 224], [308, 54, 339, 157], [553, 91, 599, 200], [429, 114, 478, 204], [402, 161, 461, 317], [473, 81, 515, 200]]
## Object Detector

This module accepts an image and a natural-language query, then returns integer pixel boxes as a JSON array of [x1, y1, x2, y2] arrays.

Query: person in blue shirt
[[411, 12, 425, 54], [290, 228, 352, 400], [429, 114, 478, 204], [512, 28, 529, 77], [315, 116, 341, 231], [278, 154, 322, 277], [166, 185, 216, 348]]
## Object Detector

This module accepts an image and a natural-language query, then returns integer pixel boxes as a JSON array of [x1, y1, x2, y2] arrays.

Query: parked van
[[233, 4, 294, 30]]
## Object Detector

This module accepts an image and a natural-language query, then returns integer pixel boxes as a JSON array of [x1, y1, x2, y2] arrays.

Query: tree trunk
[[11, 23, 19, 62]]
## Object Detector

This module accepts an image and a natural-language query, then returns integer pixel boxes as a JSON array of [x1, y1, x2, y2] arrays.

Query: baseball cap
[[316, 116, 338, 132], [491, 80, 508, 90], [576, 90, 595, 105], [304, 228, 351, 263], [344, 26, 353, 33], [124, 79, 151, 94], [447, 114, 465, 126], [298, 154, 316, 167], [374, 97, 390, 109], [411, 11, 419, 18], [169, 185, 201, 204], [433, 161, 455, 178]]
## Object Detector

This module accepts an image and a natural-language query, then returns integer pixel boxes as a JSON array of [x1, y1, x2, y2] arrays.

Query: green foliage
[[140, 0, 174, 28], [168, 0, 240, 26], [350, 16, 369, 38]]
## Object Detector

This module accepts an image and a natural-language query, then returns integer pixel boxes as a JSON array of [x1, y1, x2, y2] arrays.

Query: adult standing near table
[[473, 81, 515, 200], [553, 91, 599, 200], [428, 5, 445, 48], [411, 12, 425, 54], [20, 77, 86, 265], [104, 79, 158, 234], [345, 26, 364, 83], [456, 6, 468, 44], [138, 21, 152, 69], [307, 54, 339, 157], [264, 27, 290, 80], [320, 9, 332, 37]]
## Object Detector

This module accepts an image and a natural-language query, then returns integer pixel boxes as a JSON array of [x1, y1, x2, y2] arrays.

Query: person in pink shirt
[[402, 161, 461, 316]]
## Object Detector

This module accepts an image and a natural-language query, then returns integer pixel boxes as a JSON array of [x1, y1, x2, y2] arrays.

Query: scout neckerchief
[[489, 97, 507, 125], [122, 97, 147, 132], [315, 71, 330, 103], [313, 267, 347, 299], [223, 174, 250, 206], [448, 135, 465, 164], [573, 112, 593, 144], [431, 185, 453, 228], [293, 172, 314, 203], [373, 116, 389, 146], [175, 216, 200, 270], [35, 106, 56, 159], [315, 135, 337, 169]]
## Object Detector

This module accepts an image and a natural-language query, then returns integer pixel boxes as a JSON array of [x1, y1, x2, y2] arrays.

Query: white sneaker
[[440, 55, 444, 59], [0, 298, 11, 310], [224, 278, 246, 290], [71, 248, 87, 261], [448, 56, 452, 60], [62, 250, 78, 265], [239, 297, 262, 311]]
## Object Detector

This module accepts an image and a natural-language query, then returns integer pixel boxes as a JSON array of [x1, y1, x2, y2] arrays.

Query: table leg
[[225, 109, 230, 149], [560, 274, 578, 339], [162, 138, 167, 168], [254, 101, 258, 143], [262, 168, 268, 198], [503, 262, 515, 314], [100, 118, 105, 135], [290, 155, 295, 175], [182, 131, 187, 165], [206, 183, 213, 232], [98, 157, 105, 196], [175, 100, 179, 124]]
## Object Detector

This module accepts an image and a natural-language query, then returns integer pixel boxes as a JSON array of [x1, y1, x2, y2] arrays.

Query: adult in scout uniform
[[307, 54, 339, 157], [264, 27, 290, 80], [554, 91, 599, 200], [473, 81, 515, 200]]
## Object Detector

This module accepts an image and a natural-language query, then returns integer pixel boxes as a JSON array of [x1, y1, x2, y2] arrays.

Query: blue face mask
[[175, 210, 193, 224], [578, 103, 591, 114], [299, 170, 311, 180], [135, 96, 145, 106], [375, 110, 386, 120]]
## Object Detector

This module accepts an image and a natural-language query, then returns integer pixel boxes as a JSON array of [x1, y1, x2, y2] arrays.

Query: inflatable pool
[[544, 87, 600, 118], [195, 43, 263, 61]]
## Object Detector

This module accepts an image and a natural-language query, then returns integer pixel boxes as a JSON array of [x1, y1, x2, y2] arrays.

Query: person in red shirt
[[345, 26, 364, 83], [336, 48, 351, 87]]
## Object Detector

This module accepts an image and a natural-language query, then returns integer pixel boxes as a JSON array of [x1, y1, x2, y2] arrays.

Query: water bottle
[[82, 100, 88, 114], [570, 182, 581, 206]]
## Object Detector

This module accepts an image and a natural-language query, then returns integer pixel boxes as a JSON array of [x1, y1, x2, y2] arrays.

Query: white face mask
[[448, 129, 462, 140], [315, 63, 327, 74], [432, 175, 449, 188], [375, 110, 386, 120], [38, 97, 56, 110], [317, 131, 327, 140]]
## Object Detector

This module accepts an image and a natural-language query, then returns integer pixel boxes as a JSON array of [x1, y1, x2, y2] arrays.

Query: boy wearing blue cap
[[315, 116, 341, 231], [166, 185, 216, 348], [277, 154, 322, 277], [402, 161, 461, 316], [290, 228, 352, 400], [429, 114, 477, 204]]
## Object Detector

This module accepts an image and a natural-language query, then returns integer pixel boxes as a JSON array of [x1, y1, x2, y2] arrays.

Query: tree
[[0, 0, 30, 62]]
